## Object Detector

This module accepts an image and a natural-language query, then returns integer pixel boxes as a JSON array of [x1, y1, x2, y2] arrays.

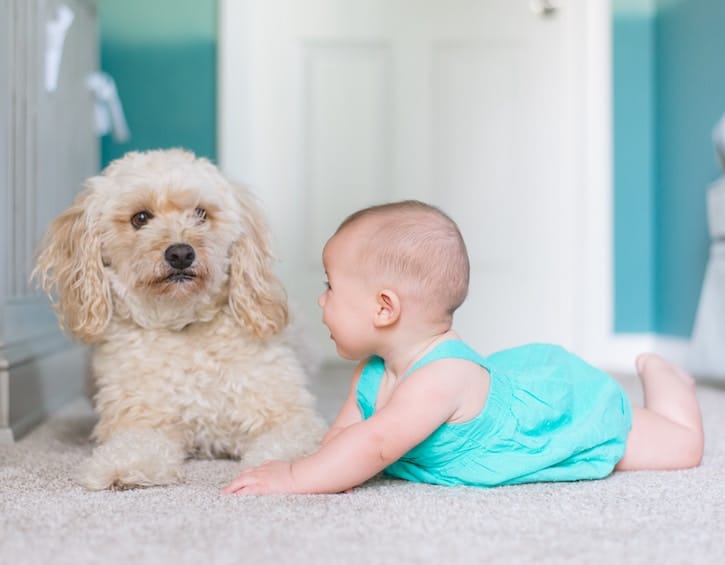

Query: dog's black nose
[[164, 243, 195, 270]]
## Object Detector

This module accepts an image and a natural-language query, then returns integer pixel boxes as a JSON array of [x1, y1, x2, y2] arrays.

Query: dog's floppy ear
[[228, 190, 289, 338], [33, 184, 112, 343]]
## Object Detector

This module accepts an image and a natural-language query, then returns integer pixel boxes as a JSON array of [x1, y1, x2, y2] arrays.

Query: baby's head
[[329, 200, 469, 322]]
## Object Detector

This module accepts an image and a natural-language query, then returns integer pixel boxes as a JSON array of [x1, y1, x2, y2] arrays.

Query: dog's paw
[[79, 428, 186, 490]]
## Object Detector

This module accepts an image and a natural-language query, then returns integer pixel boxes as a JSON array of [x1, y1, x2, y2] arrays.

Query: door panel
[[220, 0, 587, 360]]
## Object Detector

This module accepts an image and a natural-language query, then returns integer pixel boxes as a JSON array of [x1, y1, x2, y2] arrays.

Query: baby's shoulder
[[401, 357, 490, 423], [405, 356, 489, 395]]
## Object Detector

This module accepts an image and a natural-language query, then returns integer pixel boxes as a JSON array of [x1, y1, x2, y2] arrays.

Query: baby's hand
[[223, 460, 296, 495]]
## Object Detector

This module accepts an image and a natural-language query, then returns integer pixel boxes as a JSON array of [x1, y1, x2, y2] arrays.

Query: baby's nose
[[164, 243, 195, 270]]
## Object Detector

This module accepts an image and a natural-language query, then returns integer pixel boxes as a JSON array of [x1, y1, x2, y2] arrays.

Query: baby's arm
[[224, 362, 464, 494], [320, 361, 365, 446]]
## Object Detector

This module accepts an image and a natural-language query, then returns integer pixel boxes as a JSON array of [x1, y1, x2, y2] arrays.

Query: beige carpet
[[1, 367, 724, 565]]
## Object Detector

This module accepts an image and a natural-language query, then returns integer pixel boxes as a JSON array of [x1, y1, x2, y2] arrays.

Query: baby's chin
[[328, 337, 353, 360]]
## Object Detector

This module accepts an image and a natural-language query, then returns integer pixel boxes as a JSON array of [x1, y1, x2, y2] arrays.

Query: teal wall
[[613, 0, 723, 336], [613, 1, 657, 332], [98, 0, 217, 168], [654, 0, 724, 335]]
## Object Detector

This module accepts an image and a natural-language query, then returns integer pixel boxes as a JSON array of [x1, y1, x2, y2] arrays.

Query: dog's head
[[33, 148, 288, 342]]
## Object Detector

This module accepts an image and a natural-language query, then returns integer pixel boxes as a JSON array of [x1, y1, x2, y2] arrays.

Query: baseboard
[[651, 335, 692, 369], [0, 344, 87, 442], [591, 333, 692, 375]]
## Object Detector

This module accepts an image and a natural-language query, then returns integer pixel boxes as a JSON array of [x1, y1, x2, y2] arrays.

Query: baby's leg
[[615, 353, 704, 471]]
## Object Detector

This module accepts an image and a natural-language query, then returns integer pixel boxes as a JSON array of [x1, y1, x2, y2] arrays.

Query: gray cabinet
[[1, 0, 98, 440]]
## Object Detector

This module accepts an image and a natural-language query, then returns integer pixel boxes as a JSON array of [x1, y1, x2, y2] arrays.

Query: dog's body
[[35, 149, 326, 490]]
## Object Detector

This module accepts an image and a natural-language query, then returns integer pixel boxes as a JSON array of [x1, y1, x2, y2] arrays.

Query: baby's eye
[[131, 210, 154, 229], [194, 207, 208, 223], [323, 280, 331, 291]]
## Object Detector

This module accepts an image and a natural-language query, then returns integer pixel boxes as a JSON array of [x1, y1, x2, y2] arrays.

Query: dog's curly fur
[[34, 148, 326, 490]]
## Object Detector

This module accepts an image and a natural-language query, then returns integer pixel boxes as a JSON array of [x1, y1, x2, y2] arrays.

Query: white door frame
[[217, 0, 655, 372]]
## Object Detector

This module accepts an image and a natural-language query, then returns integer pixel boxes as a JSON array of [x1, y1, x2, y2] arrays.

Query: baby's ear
[[374, 289, 401, 327], [32, 183, 112, 343], [227, 188, 289, 338]]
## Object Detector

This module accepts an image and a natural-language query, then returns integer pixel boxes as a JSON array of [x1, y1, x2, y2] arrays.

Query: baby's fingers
[[223, 473, 256, 494]]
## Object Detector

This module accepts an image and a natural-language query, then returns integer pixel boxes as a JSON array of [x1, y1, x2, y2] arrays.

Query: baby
[[225, 200, 704, 494]]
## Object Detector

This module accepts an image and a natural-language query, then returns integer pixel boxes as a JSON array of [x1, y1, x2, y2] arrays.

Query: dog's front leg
[[79, 428, 185, 490]]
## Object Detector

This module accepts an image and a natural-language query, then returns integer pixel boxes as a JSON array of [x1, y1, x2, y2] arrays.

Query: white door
[[219, 0, 611, 363]]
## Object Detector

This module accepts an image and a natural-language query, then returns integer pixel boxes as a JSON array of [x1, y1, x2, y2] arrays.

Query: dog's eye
[[194, 207, 208, 223], [131, 211, 153, 229]]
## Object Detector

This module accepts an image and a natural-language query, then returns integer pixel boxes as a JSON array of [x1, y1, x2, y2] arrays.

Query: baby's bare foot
[[636, 353, 695, 387]]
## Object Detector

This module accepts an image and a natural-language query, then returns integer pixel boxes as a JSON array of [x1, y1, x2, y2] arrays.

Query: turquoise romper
[[356, 340, 633, 487]]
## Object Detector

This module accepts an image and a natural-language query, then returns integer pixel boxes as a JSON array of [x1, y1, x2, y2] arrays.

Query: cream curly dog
[[34, 149, 326, 490]]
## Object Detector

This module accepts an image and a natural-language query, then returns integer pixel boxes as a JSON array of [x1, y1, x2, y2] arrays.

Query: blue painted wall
[[613, 0, 723, 337], [613, 1, 657, 333], [98, 0, 217, 168], [654, 0, 725, 336]]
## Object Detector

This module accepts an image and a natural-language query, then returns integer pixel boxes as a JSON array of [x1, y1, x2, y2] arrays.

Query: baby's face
[[318, 230, 378, 360]]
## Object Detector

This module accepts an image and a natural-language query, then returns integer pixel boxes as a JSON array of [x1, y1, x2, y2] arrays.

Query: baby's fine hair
[[336, 200, 470, 315]]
